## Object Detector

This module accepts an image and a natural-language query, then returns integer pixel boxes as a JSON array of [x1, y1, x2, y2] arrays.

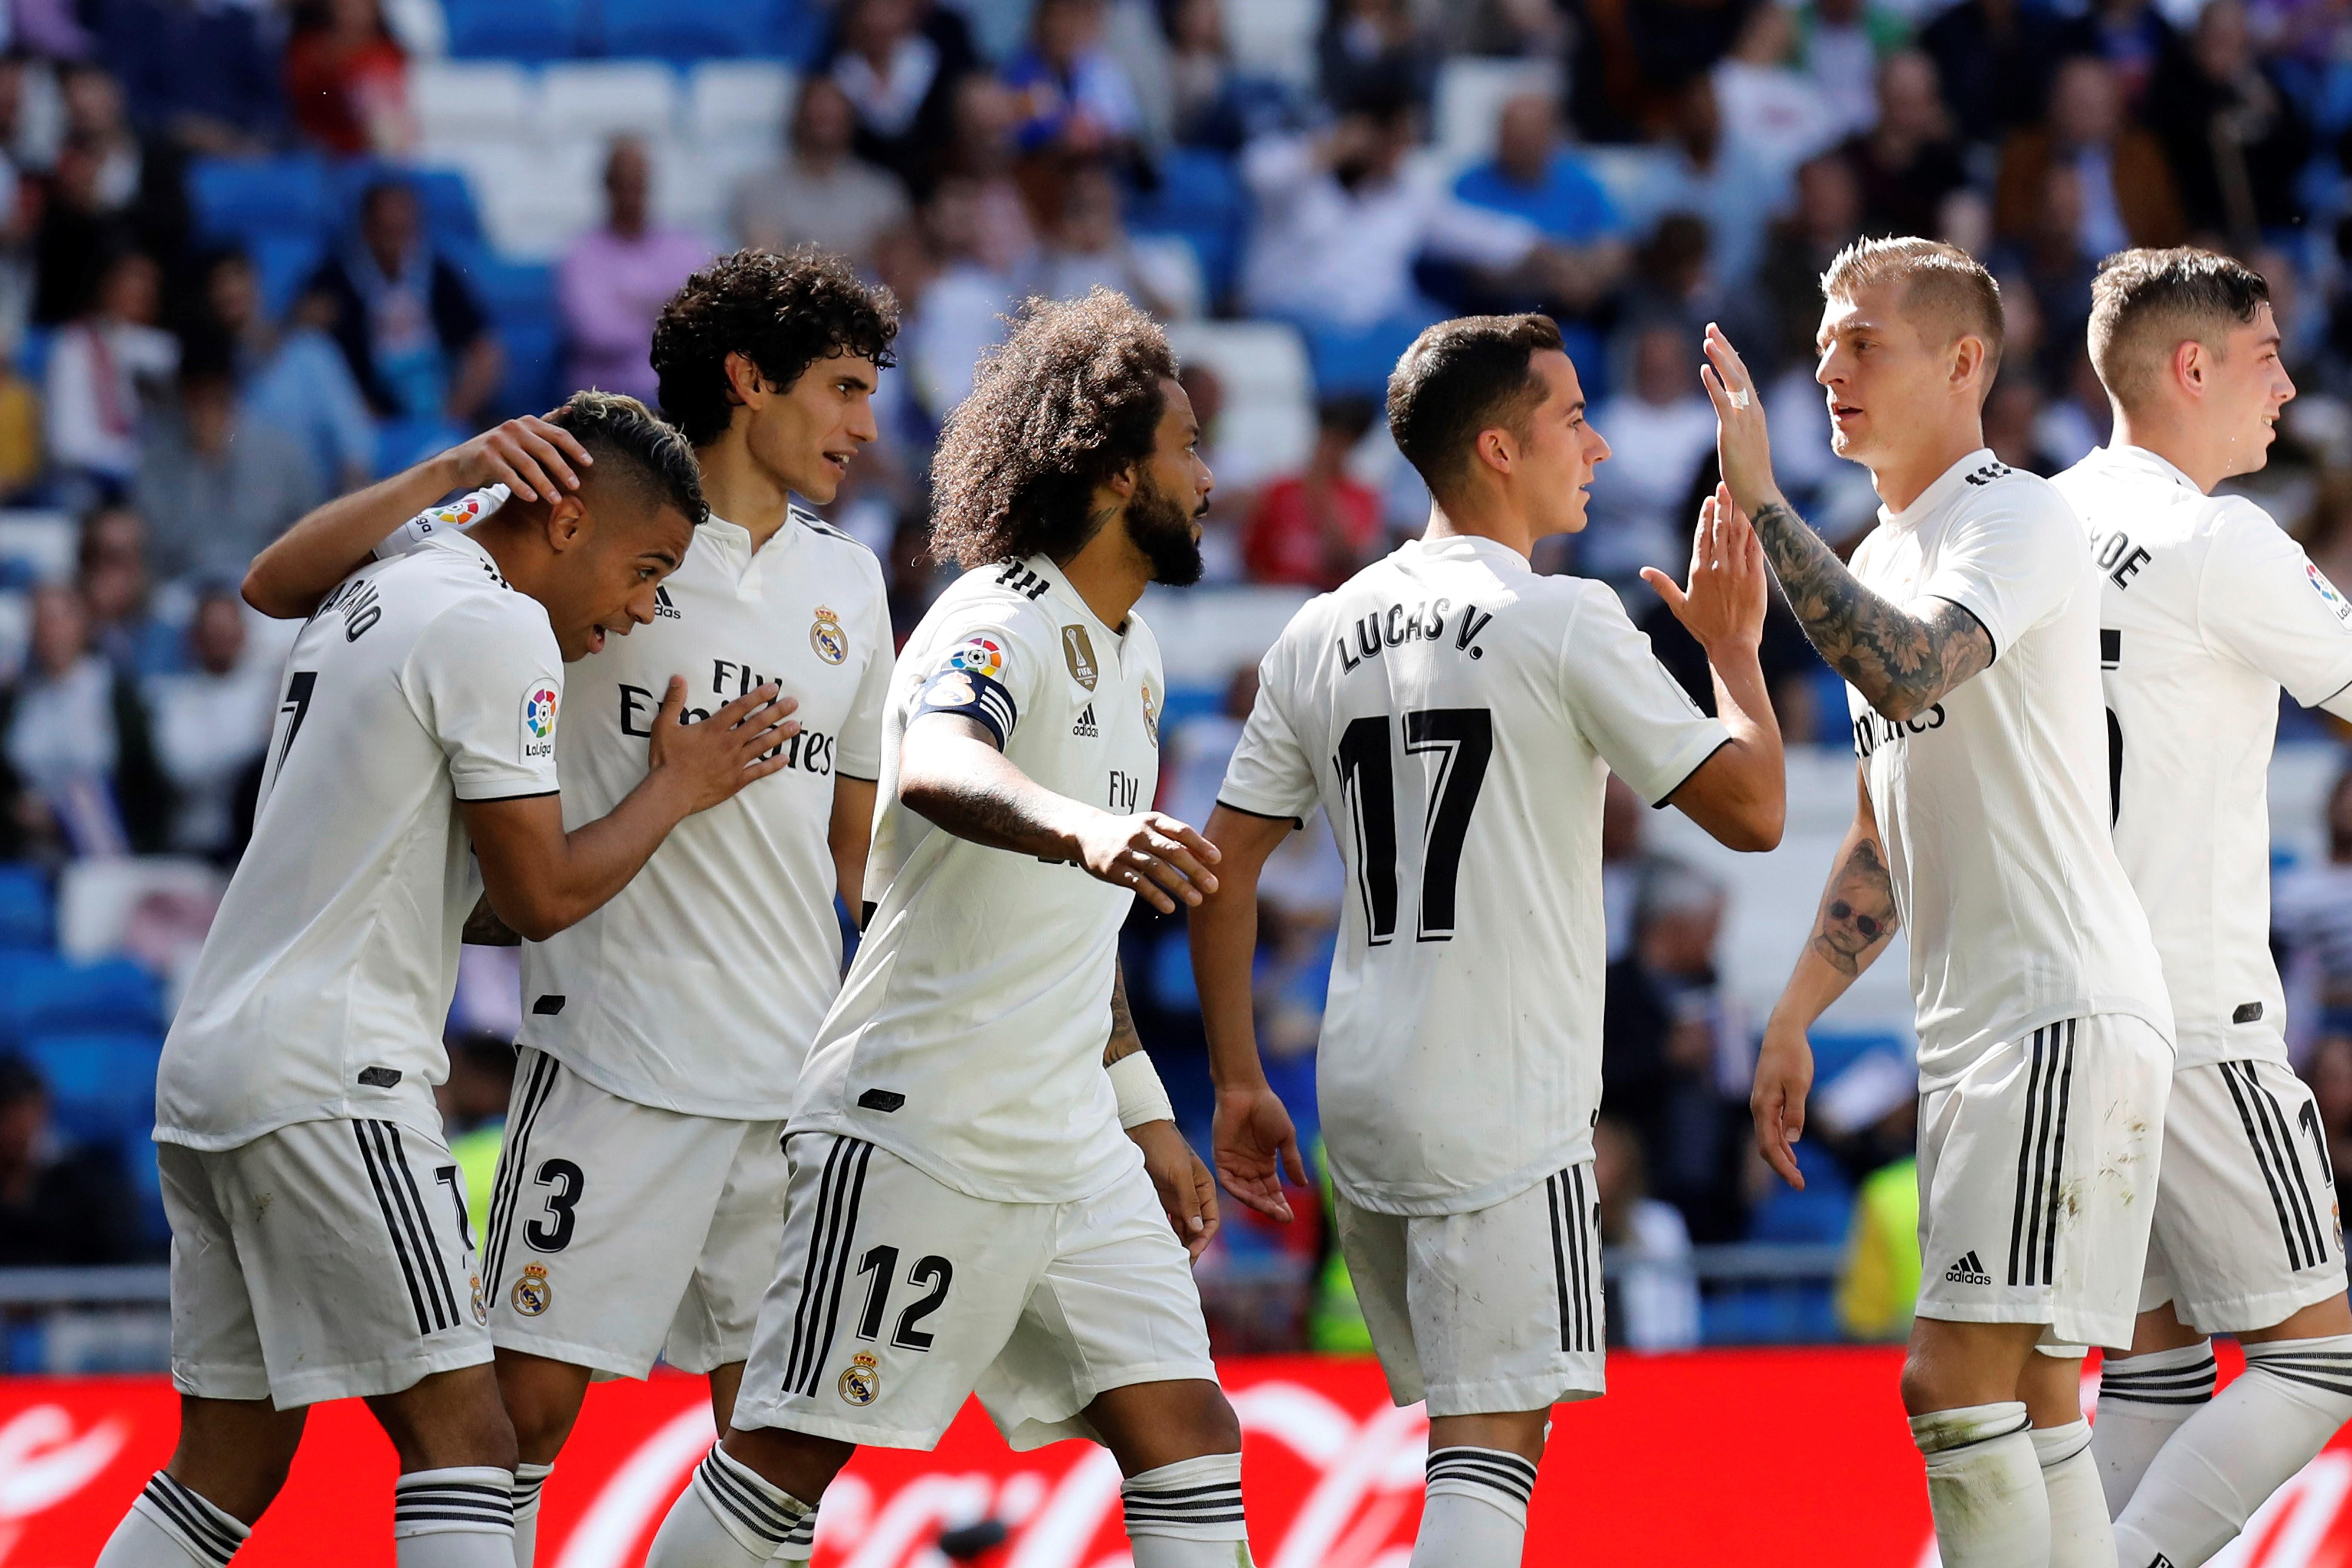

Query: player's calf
[[94, 1396, 305, 1567], [1088, 1380, 1252, 1568], [646, 1428, 842, 1567], [368, 1365, 522, 1568]]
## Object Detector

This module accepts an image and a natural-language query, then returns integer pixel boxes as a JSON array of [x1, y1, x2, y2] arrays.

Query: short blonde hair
[[2087, 247, 2270, 412], [1821, 236, 2005, 382]]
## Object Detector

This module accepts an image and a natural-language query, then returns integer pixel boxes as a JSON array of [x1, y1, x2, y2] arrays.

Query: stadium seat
[[0, 866, 51, 950], [1125, 147, 1245, 304], [188, 155, 332, 242], [249, 232, 324, 318], [21, 1031, 161, 1147], [444, 0, 581, 59], [686, 60, 796, 147], [331, 162, 482, 249], [495, 318, 565, 417], [1163, 320, 1315, 480], [540, 61, 680, 143], [1222, 0, 1317, 86], [410, 60, 536, 151], [0, 511, 77, 585], [434, 142, 603, 261], [377, 418, 462, 478], [605, 0, 774, 62], [1747, 1142, 1856, 1245], [0, 956, 162, 1046], [1431, 57, 1559, 170]]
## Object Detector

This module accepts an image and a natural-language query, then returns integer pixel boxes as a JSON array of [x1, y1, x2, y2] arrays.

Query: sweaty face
[[1816, 282, 1976, 469], [544, 500, 695, 661], [1517, 349, 1610, 539], [745, 352, 882, 506], [1129, 378, 1214, 586], [2208, 303, 2295, 480]]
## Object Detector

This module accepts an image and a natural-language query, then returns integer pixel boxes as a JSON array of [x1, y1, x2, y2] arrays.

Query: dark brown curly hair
[[928, 289, 1178, 570], [652, 246, 899, 448]]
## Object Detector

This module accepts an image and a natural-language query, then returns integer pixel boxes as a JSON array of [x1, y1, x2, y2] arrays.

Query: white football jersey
[[1220, 535, 1731, 1216], [792, 554, 1162, 1205], [1846, 449, 2171, 1089], [157, 531, 564, 1150], [373, 491, 894, 1117], [2053, 444, 2352, 1069]]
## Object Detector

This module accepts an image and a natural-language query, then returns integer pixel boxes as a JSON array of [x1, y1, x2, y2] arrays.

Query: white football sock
[[2033, 1420, 2112, 1568], [1120, 1452, 1253, 1565], [2114, 1333, 2352, 1568], [646, 1443, 815, 1567], [2093, 1339, 2216, 1516], [97, 1472, 251, 1567], [1409, 1446, 1536, 1566], [1911, 1401, 2048, 1568], [395, 1466, 514, 1568], [511, 1462, 552, 1568]]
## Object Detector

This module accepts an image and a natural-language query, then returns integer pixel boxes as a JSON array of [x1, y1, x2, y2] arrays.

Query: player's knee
[[722, 1425, 852, 1502], [1171, 1387, 1243, 1458]]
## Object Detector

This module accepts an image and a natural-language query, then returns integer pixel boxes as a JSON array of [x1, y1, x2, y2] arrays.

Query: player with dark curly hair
[[234, 247, 904, 1566], [646, 290, 1255, 1568]]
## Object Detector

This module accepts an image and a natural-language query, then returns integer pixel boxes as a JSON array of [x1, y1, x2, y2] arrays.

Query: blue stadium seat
[[446, 0, 582, 58], [603, 0, 773, 61], [22, 1030, 160, 1147], [0, 866, 52, 950], [377, 418, 462, 478], [0, 956, 161, 1044], [1125, 148, 1245, 304], [496, 318, 565, 417], [189, 155, 332, 242], [450, 247, 557, 325], [249, 232, 325, 318], [1700, 1283, 1842, 1346], [1746, 1141, 1856, 1245], [769, 0, 829, 65], [331, 162, 482, 249]]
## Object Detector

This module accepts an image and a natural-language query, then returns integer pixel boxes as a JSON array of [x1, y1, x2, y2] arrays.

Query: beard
[[1127, 471, 1206, 587]]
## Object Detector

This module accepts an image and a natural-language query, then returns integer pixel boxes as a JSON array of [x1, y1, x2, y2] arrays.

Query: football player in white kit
[[241, 248, 900, 1565], [645, 290, 1250, 1568], [2052, 248, 2352, 1568], [1715, 239, 2176, 1568], [1189, 312, 1788, 1568], [97, 393, 799, 1568]]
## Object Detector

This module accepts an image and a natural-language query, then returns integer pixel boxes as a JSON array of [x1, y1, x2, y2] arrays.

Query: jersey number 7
[[1333, 708, 1494, 945]]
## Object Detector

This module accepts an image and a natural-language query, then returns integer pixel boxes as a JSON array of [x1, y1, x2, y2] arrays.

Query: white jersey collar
[[698, 509, 805, 595], [426, 524, 511, 589], [1029, 552, 1125, 641], [1879, 447, 1999, 534], [1404, 532, 1532, 573], [2095, 443, 2202, 494]]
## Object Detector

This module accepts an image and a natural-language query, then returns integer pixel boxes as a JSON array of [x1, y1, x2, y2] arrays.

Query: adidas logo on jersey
[[1072, 702, 1098, 738], [1944, 1251, 1993, 1285], [1961, 461, 2013, 487], [655, 586, 682, 620]]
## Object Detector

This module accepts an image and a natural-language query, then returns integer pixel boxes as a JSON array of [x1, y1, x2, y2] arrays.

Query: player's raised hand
[[451, 412, 594, 503], [1130, 1118, 1222, 1258], [648, 677, 802, 813], [1645, 482, 1767, 654], [1700, 322, 1780, 519], [1075, 810, 1222, 913], [1213, 1082, 1308, 1222], [1750, 1018, 1815, 1189]]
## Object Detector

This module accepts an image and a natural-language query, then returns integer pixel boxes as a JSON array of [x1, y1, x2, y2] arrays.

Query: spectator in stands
[[1161, 0, 1295, 152], [820, 0, 979, 199], [0, 582, 168, 859], [1981, 374, 2065, 475], [1759, 153, 1863, 373], [2145, 0, 2311, 243], [1584, 321, 1715, 585], [1002, 0, 1146, 165], [134, 343, 322, 585], [45, 248, 175, 507], [898, 180, 1014, 419], [79, 506, 178, 676], [1025, 157, 1191, 317], [306, 178, 501, 428], [1614, 75, 1785, 288], [54, 63, 189, 288], [2307, 1032, 2352, 1197], [2091, 0, 2178, 109], [283, 0, 413, 159], [1715, 5, 1844, 177], [94, 0, 282, 156], [1242, 395, 1382, 590], [2277, 768, 2352, 1056], [0, 1052, 143, 1266], [1593, 1115, 1701, 1351], [1991, 163, 2100, 388], [1318, 0, 1437, 112], [731, 76, 910, 269], [202, 248, 374, 497], [1918, 0, 2095, 147], [933, 77, 1041, 275], [0, 339, 40, 503], [557, 137, 710, 405], [1179, 360, 1261, 569], [1792, 0, 1908, 142], [144, 586, 272, 860], [1835, 51, 1966, 243], [1452, 93, 1629, 316], [1993, 54, 2184, 253]]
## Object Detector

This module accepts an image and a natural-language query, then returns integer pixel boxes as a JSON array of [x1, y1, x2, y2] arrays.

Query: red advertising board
[[0, 1348, 2344, 1565]]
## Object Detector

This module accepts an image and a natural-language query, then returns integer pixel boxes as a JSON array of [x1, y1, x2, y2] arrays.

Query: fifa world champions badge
[[839, 1351, 882, 1405], [511, 1263, 553, 1316], [810, 605, 849, 665]]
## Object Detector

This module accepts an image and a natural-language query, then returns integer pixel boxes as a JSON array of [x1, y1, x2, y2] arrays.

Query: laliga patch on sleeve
[[520, 680, 560, 762], [2311, 561, 2352, 624], [940, 634, 1007, 680]]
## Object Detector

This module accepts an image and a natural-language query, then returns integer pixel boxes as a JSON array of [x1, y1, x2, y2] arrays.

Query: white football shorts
[[484, 1047, 788, 1378], [1915, 1013, 2171, 1351], [731, 1132, 1218, 1452], [161, 1115, 490, 1409], [2139, 1057, 2346, 1334], [1335, 1161, 1607, 1419]]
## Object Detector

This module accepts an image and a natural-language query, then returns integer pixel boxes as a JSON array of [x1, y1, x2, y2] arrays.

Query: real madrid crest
[[469, 1274, 489, 1326], [511, 1263, 552, 1316], [1142, 683, 1160, 748], [810, 605, 849, 665], [838, 1350, 881, 1406]]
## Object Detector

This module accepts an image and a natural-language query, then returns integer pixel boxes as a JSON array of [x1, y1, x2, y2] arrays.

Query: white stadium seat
[[432, 141, 603, 262], [410, 59, 535, 150], [1219, 0, 1317, 88], [539, 61, 681, 144], [1432, 56, 1561, 170], [687, 60, 798, 148], [1166, 319, 1316, 478]]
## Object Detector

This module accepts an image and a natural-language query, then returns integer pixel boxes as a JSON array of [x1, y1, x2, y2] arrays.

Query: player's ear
[[1105, 460, 1138, 502], [723, 350, 768, 413], [1951, 333, 1987, 394], [2177, 338, 2208, 395], [541, 493, 590, 553], [1475, 425, 1514, 479]]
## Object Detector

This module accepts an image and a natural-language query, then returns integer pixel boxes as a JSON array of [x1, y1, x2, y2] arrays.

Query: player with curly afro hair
[[930, 288, 1208, 585]]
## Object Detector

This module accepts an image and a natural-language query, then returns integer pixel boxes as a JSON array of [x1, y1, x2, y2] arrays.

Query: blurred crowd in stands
[[6, 0, 2352, 1360]]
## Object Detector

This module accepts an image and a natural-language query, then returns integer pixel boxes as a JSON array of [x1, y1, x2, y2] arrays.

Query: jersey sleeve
[[906, 602, 1045, 751], [1916, 482, 2083, 661], [1557, 584, 1732, 807], [401, 592, 566, 802], [1218, 638, 1320, 823], [373, 485, 511, 561], [2198, 502, 2352, 709], [835, 564, 894, 781]]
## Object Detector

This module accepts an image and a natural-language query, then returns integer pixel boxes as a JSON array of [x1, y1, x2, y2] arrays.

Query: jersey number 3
[[1334, 708, 1494, 945]]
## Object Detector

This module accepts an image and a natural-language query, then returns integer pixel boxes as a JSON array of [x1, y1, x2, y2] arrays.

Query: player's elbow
[[241, 560, 305, 620], [1868, 685, 1935, 725], [486, 888, 573, 944], [1722, 797, 1785, 853]]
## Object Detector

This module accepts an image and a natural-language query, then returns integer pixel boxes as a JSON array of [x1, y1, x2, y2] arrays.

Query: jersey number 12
[[1334, 708, 1493, 945]]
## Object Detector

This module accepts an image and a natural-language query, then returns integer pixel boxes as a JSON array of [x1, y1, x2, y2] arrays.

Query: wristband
[[1108, 1050, 1175, 1129]]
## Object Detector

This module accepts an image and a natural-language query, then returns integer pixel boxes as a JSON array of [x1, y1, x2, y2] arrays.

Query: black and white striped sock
[[689, 1442, 815, 1560], [510, 1462, 552, 1568], [106, 1471, 249, 1567], [1120, 1451, 1250, 1553], [1423, 1447, 1538, 1529], [394, 1467, 516, 1538], [2092, 1338, 2217, 1515]]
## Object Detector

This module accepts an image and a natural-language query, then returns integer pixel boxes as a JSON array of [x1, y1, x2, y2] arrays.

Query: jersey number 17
[[1334, 708, 1493, 946]]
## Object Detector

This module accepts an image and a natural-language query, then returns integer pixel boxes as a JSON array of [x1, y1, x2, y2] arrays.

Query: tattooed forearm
[[1812, 837, 1899, 977], [1748, 500, 1994, 719], [1106, 963, 1143, 1064]]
